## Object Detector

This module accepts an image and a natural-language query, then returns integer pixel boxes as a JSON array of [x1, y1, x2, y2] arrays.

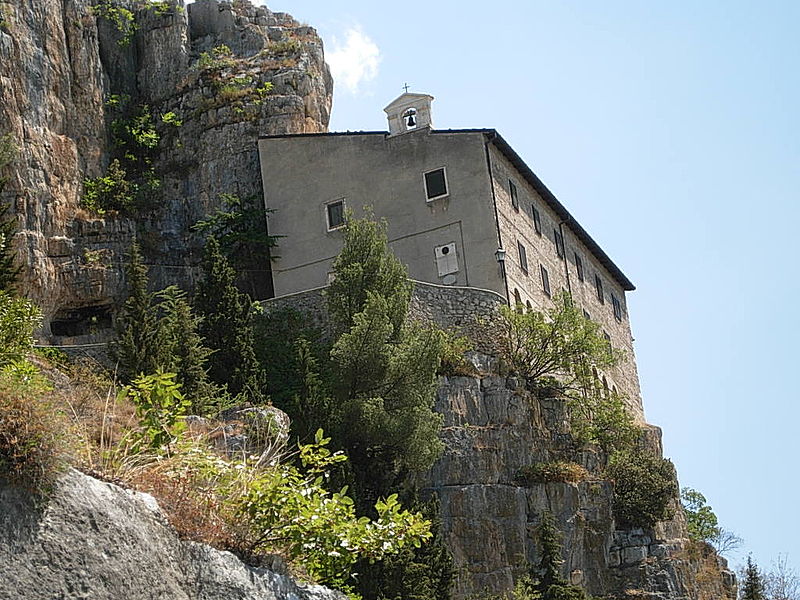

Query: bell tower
[[384, 92, 434, 136]]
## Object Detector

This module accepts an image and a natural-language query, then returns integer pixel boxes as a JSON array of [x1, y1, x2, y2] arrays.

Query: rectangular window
[[532, 205, 542, 234], [612, 294, 623, 321], [517, 241, 528, 273], [603, 330, 612, 349], [594, 274, 604, 304], [574, 252, 584, 281], [509, 179, 519, 210], [424, 167, 448, 200], [540, 265, 551, 297], [554, 228, 565, 258], [326, 199, 345, 230]]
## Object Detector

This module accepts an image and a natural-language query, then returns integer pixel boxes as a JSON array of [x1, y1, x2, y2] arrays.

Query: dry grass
[[515, 460, 590, 485]]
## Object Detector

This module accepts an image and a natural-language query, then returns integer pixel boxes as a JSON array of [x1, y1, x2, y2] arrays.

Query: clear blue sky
[[263, 0, 799, 573]]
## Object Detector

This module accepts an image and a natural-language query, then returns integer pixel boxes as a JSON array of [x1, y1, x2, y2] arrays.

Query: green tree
[[155, 286, 217, 414], [0, 292, 41, 367], [354, 495, 454, 600], [741, 555, 767, 600], [113, 241, 162, 381], [531, 512, 591, 600], [605, 449, 676, 529], [0, 134, 20, 290], [681, 487, 719, 543], [323, 216, 446, 503], [326, 213, 411, 335], [195, 236, 265, 398]]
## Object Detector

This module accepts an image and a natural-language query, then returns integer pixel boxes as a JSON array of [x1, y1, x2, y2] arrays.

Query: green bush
[[124, 371, 190, 451], [568, 391, 640, 454], [0, 292, 41, 367], [605, 449, 677, 528], [515, 461, 589, 485]]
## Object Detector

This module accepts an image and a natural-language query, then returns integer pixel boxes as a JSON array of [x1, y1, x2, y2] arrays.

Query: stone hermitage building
[[258, 92, 643, 417]]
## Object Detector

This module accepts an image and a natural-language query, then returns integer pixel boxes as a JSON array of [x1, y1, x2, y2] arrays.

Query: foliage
[[326, 213, 411, 335], [198, 44, 235, 70], [515, 461, 589, 485], [240, 434, 431, 592], [264, 39, 302, 56], [568, 389, 640, 453], [0, 292, 41, 367], [497, 293, 619, 389], [124, 371, 189, 451], [437, 330, 476, 376], [681, 487, 719, 543], [192, 193, 278, 273], [531, 512, 592, 600], [160, 111, 182, 127], [605, 449, 676, 528], [112, 241, 162, 381], [0, 372, 68, 496], [195, 236, 265, 398], [154, 286, 217, 414], [0, 134, 20, 290], [741, 555, 767, 600], [354, 495, 454, 600], [91, 0, 137, 46], [82, 99, 162, 215]]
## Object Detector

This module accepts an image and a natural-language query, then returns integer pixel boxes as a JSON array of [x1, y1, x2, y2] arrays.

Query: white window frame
[[325, 198, 346, 231], [423, 167, 449, 202]]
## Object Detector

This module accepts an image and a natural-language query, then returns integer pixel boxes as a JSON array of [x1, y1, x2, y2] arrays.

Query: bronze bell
[[406, 113, 416, 127]]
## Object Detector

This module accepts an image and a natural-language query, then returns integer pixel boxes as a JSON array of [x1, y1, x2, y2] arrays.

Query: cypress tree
[[195, 236, 264, 398], [533, 512, 590, 600], [113, 241, 162, 381], [741, 555, 767, 600], [155, 286, 216, 414]]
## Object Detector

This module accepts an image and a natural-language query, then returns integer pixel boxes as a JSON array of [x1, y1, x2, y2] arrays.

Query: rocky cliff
[[424, 355, 736, 599], [0, 0, 331, 339], [0, 468, 345, 600]]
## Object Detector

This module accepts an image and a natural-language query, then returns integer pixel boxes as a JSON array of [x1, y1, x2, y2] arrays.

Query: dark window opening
[[402, 107, 418, 129], [595, 274, 604, 304], [509, 179, 519, 210], [540, 265, 551, 297], [612, 294, 622, 321], [326, 200, 345, 230], [513, 288, 523, 311], [517, 241, 528, 273], [424, 168, 448, 200], [554, 229, 565, 258], [50, 305, 113, 337], [574, 252, 584, 281], [532, 205, 542, 234]]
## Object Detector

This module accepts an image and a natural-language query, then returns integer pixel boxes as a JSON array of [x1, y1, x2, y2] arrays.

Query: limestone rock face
[[0, 0, 332, 338], [425, 364, 737, 600], [0, 468, 345, 600]]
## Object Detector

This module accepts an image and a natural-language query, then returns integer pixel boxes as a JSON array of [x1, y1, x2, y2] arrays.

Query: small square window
[[532, 205, 542, 234], [612, 294, 623, 321], [517, 241, 528, 273], [540, 265, 551, 297], [574, 253, 584, 282], [424, 167, 448, 200], [509, 179, 519, 211], [326, 199, 345, 230], [554, 229, 565, 259], [594, 274, 605, 304]]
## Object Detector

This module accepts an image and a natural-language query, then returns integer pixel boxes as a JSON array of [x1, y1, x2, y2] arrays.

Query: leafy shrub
[[160, 111, 182, 127], [568, 391, 640, 453], [0, 375, 68, 495], [263, 39, 302, 56], [91, 0, 136, 46], [198, 44, 235, 70], [124, 371, 190, 451], [437, 330, 476, 376], [82, 159, 136, 214], [515, 461, 589, 485], [0, 292, 41, 367], [605, 449, 677, 528]]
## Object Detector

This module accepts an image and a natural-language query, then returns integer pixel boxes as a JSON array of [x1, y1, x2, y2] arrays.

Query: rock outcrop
[[0, 0, 332, 340], [424, 359, 737, 600], [0, 468, 345, 600]]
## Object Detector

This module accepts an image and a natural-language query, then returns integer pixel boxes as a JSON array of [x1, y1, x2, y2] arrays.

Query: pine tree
[[113, 241, 162, 381], [155, 286, 216, 414], [195, 236, 264, 398], [533, 512, 590, 600], [742, 555, 767, 600]]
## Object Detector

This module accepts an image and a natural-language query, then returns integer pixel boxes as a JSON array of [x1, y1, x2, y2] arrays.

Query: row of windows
[[516, 239, 623, 321], [324, 167, 450, 232]]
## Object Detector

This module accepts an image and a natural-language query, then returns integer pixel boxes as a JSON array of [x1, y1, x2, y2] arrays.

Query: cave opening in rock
[[50, 305, 113, 338]]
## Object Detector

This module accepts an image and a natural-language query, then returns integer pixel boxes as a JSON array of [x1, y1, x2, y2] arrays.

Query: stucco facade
[[257, 94, 642, 415]]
